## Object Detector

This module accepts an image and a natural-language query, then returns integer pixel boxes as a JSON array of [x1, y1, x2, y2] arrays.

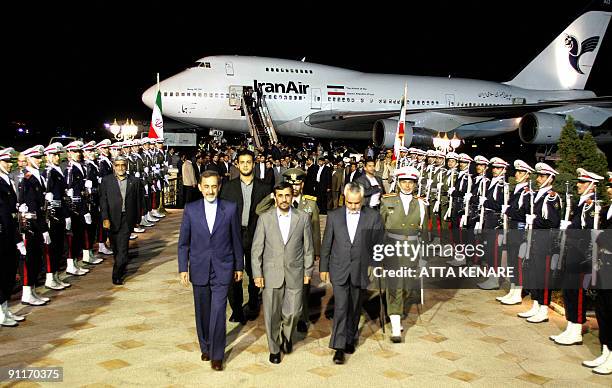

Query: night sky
[[4, 0, 611, 143]]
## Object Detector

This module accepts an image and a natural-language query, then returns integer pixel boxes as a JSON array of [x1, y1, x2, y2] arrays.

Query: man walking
[[100, 156, 142, 285], [251, 182, 314, 364], [178, 170, 244, 371]]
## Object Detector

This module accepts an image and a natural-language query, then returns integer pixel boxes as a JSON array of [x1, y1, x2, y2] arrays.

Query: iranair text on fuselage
[[253, 80, 310, 94]]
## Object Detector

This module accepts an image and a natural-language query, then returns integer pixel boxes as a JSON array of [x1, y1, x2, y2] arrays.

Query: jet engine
[[372, 119, 433, 148], [518, 112, 568, 144]]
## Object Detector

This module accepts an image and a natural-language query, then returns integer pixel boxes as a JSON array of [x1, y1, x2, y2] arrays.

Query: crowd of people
[[175, 140, 612, 375], [2, 135, 612, 376], [0, 137, 171, 327]]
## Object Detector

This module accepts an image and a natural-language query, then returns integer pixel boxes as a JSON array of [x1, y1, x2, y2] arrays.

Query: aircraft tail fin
[[504, 0, 611, 90]]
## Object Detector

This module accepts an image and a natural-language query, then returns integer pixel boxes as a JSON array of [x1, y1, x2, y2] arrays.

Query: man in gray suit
[[272, 159, 286, 186], [320, 182, 384, 364], [251, 182, 314, 364]]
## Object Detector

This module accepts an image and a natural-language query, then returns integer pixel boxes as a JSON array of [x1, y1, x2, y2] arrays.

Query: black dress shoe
[[281, 333, 293, 354], [201, 352, 210, 361], [229, 313, 246, 325], [269, 352, 281, 364], [245, 305, 259, 321], [211, 360, 223, 371], [297, 320, 308, 333], [391, 335, 402, 343], [333, 350, 345, 364], [345, 343, 355, 354], [112, 278, 123, 285]]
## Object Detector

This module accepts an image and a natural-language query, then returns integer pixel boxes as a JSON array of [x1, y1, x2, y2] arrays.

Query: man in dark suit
[[178, 170, 244, 371], [345, 162, 362, 183], [219, 150, 271, 322], [355, 158, 385, 209], [313, 158, 332, 214], [320, 182, 384, 364], [100, 156, 142, 285]]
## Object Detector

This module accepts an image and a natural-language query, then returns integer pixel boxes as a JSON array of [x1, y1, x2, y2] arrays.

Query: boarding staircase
[[241, 89, 278, 149]]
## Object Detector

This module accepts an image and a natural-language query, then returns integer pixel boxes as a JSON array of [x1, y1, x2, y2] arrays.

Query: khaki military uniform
[[380, 192, 429, 316]]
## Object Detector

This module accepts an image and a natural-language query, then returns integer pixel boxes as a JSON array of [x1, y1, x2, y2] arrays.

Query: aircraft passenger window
[[332, 97, 336, 102], [290, 69, 294, 73], [361, 98, 364, 103], [274, 95, 277, 99], [226, 93, 229, 98], [266, 68, 269, 71], [309, 70, 313, 74], [281, 69, 284, 72], [215, 93, 218, 98], [317, 97, 320, 101], [181, 93, 185, 96], [169, 92, 173, 97], [205, 62, 211, 68], [299, 70, 303, 73], [283, 95, 287, 100], [379, 99, 382, 103]]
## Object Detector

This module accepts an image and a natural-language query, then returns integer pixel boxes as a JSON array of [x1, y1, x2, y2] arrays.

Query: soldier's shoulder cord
[[382, 193, 398, 199], [303, 194, 317, 201]]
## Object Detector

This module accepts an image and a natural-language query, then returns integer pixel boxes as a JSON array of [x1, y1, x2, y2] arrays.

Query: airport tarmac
[[0, 210, 609, 387]]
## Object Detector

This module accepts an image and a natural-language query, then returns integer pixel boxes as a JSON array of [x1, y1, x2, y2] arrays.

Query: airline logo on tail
[[564, 34, 600, 74]]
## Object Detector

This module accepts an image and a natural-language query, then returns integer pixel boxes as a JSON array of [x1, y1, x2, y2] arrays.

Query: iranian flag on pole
[[392, 83, 408, 161], [148, 76, 164, 139]]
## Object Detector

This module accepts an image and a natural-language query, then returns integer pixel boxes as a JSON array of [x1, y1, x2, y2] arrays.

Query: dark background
[[3, 1, 611, 147]]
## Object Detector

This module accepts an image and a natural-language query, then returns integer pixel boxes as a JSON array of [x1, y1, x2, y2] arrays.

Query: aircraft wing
[[304, 96, 612, 131]]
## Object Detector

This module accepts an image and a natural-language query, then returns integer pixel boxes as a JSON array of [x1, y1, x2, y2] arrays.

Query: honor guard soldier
[[440, 151, 458, 243], [497, 160, 534, 305], [154, 137, 169, 217], [150, 138, 166, 219], [380, 166, 429, 343], [450, 153, 473, 257], [407, 148, 418, 166], [109, 142, 121, 159], [96, 139, 115, 255], [141, 138, 159, 225], [132, 140, 153, 228], [255, 168, 321, 333], [550, 168, 603, 346], [477, 157, 509, 290], [517, 162, 561, 323], [429, 150, 447, 242], [583, 172, 612, 374], [19, 145, 51, 306], [0, 148, 27, 325], [96, 139, 114, 178], [396, 146, 410, 169], [82, 141, 104, 265], [64, 140, 91, 276], [42, 143, 72, 290]]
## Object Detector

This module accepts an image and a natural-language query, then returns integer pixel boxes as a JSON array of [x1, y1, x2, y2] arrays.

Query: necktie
[[292, 200, 299, 209]]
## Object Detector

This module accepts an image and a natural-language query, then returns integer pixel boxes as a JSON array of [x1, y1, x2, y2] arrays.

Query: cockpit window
[[194, 62, 211, 68]]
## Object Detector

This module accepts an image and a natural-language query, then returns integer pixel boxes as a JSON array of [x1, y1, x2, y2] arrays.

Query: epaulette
[[303, 194, 317, 201], [382, 193, 398, 198]]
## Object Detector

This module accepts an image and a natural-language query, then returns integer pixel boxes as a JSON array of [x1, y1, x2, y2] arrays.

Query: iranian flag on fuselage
[[148, 89, 164, 139]]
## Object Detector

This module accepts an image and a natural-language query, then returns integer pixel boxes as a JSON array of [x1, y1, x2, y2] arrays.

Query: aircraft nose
[[141, 85, 156, 109]]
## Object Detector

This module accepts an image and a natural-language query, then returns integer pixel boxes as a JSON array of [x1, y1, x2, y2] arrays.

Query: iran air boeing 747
[[142, 1, 612, 147]]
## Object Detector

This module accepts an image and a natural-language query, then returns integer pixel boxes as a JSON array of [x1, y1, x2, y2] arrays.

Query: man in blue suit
[[178, 170, 244, 371]]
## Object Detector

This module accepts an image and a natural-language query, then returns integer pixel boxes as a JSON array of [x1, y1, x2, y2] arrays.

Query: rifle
[[592, 194, 601, 287], [554, 182, 571, 279], [424, 165, 433, 203], [460, 172, 472, 228], [433, 167, 443, 214], [522, 181, 535, 266], [500, 182, 509, 267], [476, 177, 486, 233], [444, 168, 456, 221]]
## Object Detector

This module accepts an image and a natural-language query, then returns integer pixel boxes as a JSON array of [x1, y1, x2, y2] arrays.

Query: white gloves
[[157, 181, 162, 191], [45, 192, 54, 202], [501, 205, 509, 215], [526, 214, 536, 226], [84, 213, 92, 225], [65, 217, 72, 231], [518, 242, 527, 259], [474, 222, 482, 232], [433, 201, 440, 213], [560, 220, 572, 230], [443, 207, 451, 221], [464, 193, 472, 204], [144, 167, 150, 174], [135, 172, 141, 178], [551, 253, 560, 271], [448, 187, 455, 196], [85, 180, 93, 189], [43, 231, 51, 245], [17, 241, 26, 255], [67, 188, 74, 197], [18, 204, 28, 213], [460, 215, 468, 228], [479, 196, 487, 206]]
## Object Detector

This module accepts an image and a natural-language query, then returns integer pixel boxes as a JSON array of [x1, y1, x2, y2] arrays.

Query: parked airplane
[[142, 1, 612, 147]]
